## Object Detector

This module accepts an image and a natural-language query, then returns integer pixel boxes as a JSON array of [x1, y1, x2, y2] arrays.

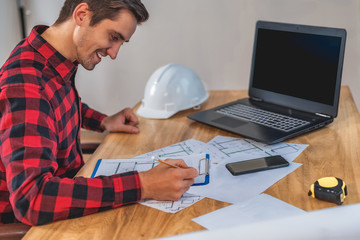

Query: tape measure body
[[308, 177, 347, 205]]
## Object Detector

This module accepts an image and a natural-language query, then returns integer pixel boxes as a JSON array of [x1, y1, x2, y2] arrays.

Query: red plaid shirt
[[0, 26, 141, 225]]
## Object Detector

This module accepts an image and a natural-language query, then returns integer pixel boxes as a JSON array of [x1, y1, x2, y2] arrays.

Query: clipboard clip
[[198, 154, 210, 176]]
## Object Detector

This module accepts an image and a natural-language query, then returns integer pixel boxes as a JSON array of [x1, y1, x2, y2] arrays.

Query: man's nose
[[107, 42, 122, 60]]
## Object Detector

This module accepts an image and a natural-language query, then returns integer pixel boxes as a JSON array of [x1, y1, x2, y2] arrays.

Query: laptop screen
[[249, 21, 346, 117], [253, 29, 341, 106]]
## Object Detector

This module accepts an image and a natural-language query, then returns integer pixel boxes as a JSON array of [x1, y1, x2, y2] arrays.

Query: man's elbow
[[12, 197, 52, 226]]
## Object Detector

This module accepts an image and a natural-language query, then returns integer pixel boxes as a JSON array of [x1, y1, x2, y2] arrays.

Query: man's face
[[74, 9, 137, 70]]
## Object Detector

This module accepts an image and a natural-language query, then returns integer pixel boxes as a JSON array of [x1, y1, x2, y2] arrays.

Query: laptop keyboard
[[216, 103, 310, 132]]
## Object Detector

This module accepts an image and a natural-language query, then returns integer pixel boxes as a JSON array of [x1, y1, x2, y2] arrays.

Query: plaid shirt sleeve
[[0, 84, 141, 226], [81, 102, 107, 132]]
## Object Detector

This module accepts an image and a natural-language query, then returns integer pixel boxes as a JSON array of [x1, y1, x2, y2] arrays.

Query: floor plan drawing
[[140, 193, 204, 214], [135, 139, 207, 159], [205, 136, 307, 163], [92, 136, 308, 211]]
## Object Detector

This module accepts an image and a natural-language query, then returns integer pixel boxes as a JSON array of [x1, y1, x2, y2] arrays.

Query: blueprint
[[187, 136, 307, 203], [205, 136, 307, 164], [92, 157, 205, 213], [92, 140, 208, 213], [140, 193, 204, 214], [93, 154, 208, 186], [134, 139, 207, 159], [92, 136, 308, 212]]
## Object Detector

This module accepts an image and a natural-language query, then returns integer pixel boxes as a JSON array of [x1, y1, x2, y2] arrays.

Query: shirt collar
[[27, 25, 78, 83]]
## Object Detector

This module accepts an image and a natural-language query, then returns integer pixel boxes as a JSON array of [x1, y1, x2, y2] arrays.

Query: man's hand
[[138, 159, 199, 201], [100, 107, 139, 133]]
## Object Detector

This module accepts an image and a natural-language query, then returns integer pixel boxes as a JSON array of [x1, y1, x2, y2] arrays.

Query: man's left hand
[[100, 108, 139, 133]]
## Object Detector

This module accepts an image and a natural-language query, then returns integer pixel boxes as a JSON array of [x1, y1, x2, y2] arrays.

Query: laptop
[[188, 20, 346, 144]]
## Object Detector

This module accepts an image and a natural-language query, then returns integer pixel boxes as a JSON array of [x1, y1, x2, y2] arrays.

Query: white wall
[[77, 0, 360, 115], [23, 0, 65, 29], [1, 0, 359, 115], [0, 0, 22, 66]]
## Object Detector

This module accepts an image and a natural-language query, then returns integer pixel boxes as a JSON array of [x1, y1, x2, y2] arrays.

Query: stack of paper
[[91, 136, 307, 214]]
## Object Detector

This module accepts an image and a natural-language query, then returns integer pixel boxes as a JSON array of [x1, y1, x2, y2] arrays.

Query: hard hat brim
[[136, 105, 176, 119]]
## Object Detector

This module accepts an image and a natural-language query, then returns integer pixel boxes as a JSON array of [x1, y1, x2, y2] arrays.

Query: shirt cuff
[[113, 171, 141, 206]]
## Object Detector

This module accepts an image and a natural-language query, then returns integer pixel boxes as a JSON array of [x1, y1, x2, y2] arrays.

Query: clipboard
[[90, 153, 210, 186], [91, 159, 104, 178]]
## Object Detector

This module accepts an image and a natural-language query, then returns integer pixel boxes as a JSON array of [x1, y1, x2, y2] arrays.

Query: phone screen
[[225, 155, 289, 176]]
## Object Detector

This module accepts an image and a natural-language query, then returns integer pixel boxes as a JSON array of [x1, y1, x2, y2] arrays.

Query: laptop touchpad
[[212, 117, 247, 128]]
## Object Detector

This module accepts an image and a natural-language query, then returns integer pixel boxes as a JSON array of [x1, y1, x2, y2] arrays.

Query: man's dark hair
[[54, 0, 149, 26]]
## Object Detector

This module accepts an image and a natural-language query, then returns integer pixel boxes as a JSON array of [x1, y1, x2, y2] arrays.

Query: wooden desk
[[24, 86, 360, 240]]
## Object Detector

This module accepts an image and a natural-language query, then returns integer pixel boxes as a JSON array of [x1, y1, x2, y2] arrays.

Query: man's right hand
[[138, 159, 199, 201]]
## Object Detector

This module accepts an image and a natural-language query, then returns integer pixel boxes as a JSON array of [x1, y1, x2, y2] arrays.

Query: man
[[0, 0, 198, 226]]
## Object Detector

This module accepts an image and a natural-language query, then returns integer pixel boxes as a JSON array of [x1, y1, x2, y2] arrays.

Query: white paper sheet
[[204, 136, 307, 164], [192, 194, 305, 230], [134, 139, 207, 159], [92, 154, 206, 213], [140, 193, 204, 214], [159, 203, 360, 240], [186, 136, 306, 203], [92, 137, 307, 212], [93, 153, 208, 185]]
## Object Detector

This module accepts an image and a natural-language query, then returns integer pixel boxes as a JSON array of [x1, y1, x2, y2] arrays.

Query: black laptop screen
[[252, 28, 342, 106]]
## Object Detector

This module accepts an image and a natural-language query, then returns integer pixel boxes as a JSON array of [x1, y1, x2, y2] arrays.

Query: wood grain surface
[[24, 86, 360, 240]]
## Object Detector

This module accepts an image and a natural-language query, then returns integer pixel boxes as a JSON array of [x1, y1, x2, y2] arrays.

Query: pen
[[151, 156, 179, 168]]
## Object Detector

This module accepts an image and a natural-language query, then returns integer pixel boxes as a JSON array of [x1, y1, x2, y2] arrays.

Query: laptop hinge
[[315, 113, 331, 118], [250, 97, 263, 102]]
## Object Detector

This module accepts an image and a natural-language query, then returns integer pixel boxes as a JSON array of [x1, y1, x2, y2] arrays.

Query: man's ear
[[72, 3, 91, 26]]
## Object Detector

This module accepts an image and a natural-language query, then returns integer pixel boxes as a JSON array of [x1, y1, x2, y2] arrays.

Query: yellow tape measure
[[308, 177, 347, 205]]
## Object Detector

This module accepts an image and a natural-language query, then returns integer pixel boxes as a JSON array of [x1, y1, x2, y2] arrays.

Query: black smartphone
[[225, 155, 289, 176]]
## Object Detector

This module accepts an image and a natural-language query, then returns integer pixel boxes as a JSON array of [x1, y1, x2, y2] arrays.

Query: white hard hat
[[137, 63, 209, 119]]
